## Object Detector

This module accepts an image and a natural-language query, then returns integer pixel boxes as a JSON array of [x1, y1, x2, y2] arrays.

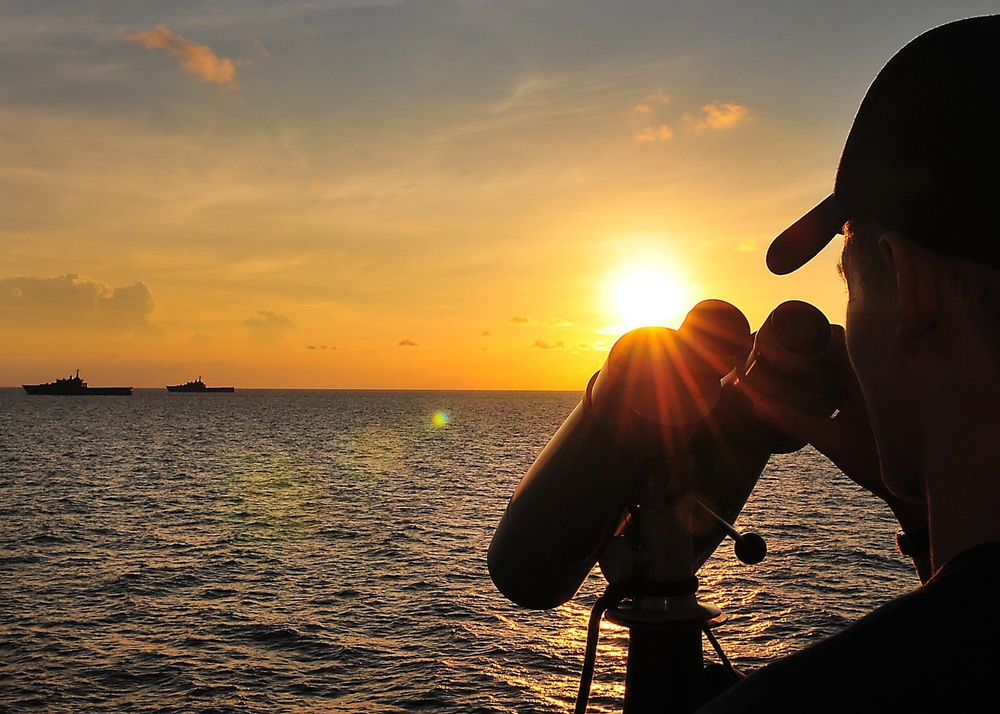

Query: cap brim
[[766, 194, 849, 275]]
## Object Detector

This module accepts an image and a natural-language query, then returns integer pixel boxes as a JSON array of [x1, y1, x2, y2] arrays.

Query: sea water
[[0, 388, 914, 712]]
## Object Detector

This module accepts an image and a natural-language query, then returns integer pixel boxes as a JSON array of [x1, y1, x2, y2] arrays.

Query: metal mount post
[[605, 457, 725, 714]]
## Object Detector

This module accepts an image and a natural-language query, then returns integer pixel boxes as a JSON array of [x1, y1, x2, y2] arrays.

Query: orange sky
[[2, 2, 992, 388]]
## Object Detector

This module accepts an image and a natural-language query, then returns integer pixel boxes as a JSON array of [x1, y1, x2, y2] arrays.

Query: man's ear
[[880, 234, 939, 355]]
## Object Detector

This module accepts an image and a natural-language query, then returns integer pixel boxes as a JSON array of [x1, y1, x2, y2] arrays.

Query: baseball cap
[[767, 15, 1000, 275]]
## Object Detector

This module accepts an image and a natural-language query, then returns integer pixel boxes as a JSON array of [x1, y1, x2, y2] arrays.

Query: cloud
[[252, 38, 271, 59], [532, 339, 565, 349], [101, 282, 155, 329], [632, 89, 670, 115], [123, 26, 236, 85], [0, 274, 157, 334], [635, 124, 674, 142], [632, 91, 750, 142], [684, 103, 752, 132], [398, 339, 419, 347], [508, 316, 530, 323], [632, 89, 674, 142], [244, 310, 293, 343]]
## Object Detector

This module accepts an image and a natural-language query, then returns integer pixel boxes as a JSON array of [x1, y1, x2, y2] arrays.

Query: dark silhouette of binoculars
[[489, 299, 841, 610]]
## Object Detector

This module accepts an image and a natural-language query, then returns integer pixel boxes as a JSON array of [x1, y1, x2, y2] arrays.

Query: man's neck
[[923, 382, 1000, 574]]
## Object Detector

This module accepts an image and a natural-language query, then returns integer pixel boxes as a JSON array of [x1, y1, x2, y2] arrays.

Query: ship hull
[[166, 385, 234, 393], [23, 384, 133, 396]]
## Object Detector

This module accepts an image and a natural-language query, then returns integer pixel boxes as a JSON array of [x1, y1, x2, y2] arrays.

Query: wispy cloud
[[632, 89, 674, 142], [123, 25, 236, 86], [684, 103, 752, 132], [634, 124, 674, 143], [632, 90, 751, 142], [244, 310, 293, 343], [252, 38, 271, 59], [398, 338, 419, 347], [507, 316, 572, 327], [632, 89, 669, 115], [532, 339, 565, 349]]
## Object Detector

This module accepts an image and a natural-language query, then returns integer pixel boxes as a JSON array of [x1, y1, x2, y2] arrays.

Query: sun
[[608, 266, 689, 332]]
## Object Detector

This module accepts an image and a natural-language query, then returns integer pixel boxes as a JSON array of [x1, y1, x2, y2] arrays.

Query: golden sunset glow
[[609, 266, 689, 331], [0, 3, 955, 388]]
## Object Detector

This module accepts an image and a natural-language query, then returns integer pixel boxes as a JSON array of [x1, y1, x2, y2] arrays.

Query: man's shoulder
[[696, 541, 1000, 713], [931, 539, 1000, 588]]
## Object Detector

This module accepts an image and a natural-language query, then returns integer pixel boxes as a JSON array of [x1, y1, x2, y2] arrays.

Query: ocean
[[0, 388, 915, 712]]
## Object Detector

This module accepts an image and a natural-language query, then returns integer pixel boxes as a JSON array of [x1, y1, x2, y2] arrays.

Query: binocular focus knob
[[734, 532, 767, 565]]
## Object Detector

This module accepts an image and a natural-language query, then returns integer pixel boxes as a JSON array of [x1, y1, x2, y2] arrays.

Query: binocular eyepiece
[[488, 299, 841, 610], [721, 299, 841, 454]]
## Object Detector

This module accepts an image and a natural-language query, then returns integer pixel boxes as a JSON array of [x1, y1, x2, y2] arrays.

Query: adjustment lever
[[696, 500, 767, 565]]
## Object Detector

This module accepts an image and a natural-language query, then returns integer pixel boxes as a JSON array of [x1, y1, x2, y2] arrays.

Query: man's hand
[[747, 325, 928, 534]]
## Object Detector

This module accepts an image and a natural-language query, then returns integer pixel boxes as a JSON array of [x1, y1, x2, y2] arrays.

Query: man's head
[[768, 16, 1000, 500], [767, 15, 1000, 277], [770, 15, 1000, 376], [841, 217, 1000, 361]]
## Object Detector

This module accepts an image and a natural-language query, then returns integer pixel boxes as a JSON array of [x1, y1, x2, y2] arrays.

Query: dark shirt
[[696, 541, 1000, 712]]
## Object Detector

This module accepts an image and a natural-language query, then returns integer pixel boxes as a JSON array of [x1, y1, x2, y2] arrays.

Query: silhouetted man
[[698, 15, 1000, 712]]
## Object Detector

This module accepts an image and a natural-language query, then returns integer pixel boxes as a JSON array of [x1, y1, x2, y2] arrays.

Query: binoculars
[[488, 299, 841, 610]]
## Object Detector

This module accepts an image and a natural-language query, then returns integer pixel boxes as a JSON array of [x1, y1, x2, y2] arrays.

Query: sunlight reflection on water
[[0, 389, 916, 712]]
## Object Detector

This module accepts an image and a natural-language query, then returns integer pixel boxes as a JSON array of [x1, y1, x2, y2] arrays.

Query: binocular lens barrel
[[489, 299, 842, 609]]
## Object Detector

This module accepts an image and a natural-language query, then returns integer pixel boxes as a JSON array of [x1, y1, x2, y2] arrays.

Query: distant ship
[[23, 370, 133, 396], [166, 377, 234, 393]]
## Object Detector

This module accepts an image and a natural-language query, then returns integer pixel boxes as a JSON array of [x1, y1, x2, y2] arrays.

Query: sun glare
[[609, 266, 688, 332]]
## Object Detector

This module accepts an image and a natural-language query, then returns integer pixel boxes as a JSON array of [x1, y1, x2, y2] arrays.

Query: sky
[[2, 1, 996, 389]]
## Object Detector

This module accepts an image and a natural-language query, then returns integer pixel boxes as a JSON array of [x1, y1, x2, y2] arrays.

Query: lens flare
[[430, 410, 450, 428]]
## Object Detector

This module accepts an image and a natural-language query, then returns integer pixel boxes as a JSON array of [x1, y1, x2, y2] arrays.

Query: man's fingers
[[750, 397, 830, 446]]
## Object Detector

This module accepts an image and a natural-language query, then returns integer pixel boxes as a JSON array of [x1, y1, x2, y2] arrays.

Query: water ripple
[[0, 389, 915, 711]]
